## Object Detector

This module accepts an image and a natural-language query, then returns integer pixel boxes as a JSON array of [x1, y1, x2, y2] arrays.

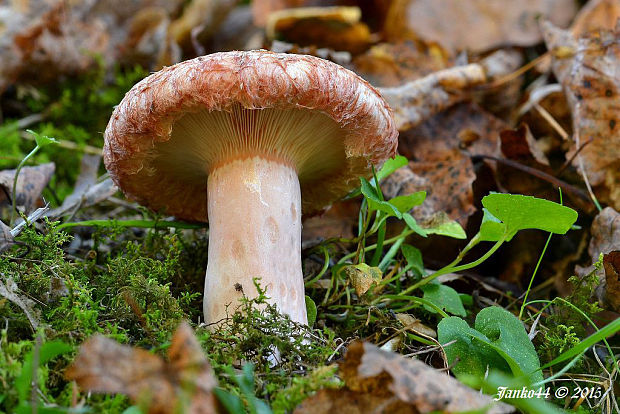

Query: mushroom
[[103, 51, 397, 325]]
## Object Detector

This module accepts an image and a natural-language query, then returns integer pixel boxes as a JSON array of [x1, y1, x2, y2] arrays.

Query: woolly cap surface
[[104, 50, 397, 221]]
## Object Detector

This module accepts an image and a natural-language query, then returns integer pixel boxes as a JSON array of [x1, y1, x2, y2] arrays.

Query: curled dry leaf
[[294, 341, 513, 413], [352, 41, 450, 87], [571, 0, 620, 36], [378, 50, 520, 131], [602, 251, 620, 311], [169, 0, 238, 55], [543, 22, 620, 210], [266, 6, 371, 54], [575, 207, 620, 311], [494, 125, 558, 198], [0, 163, 55, 216], [384, 0, 577, 53], [0, 0, 186, 90], [66, 321, 218, 414], [394, 313, 437, 338]]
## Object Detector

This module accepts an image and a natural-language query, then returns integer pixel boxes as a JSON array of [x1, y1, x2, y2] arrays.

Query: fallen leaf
[[294, 341, 514, 413], [66, 321, 218, 414], [169, 0, 238, 56], [500, 125, 550, 166], [494, 125, 556, 197], [378, 51, 520, 131], [602, 251, 620, 311], [571, 0, 620, 35], [121, 7, 179, 69], [574, 207, 620, 311], [352, 41, 450, 87], [265, 6, 371, 54], [252, 0, 306, 26], [0, 163, 55, 216], [384, 0, 577, 53], [394, 313, 437, 338], [589, 207, 620, 257], [0, 0, 185, 91], [384, 103, 506, 226], [344, 263, 382, 296], [211, 4, 263, 52], [543, 22, 620, 210], [0, 277, 41, 331]]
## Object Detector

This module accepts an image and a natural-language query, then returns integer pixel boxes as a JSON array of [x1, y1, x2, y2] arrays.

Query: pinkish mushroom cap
[[104, 50, 398, 221]]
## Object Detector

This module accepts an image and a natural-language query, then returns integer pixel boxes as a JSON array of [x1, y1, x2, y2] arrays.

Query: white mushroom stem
[[204, 155, 307, 325]]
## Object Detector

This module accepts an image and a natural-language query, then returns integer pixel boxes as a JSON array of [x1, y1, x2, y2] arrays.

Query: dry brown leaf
[[573, 207, 620, 311], [378, 50, 520, 131], [169, 0, 238, 56], [571, 0, 620, 35], [66, 321, 218, 414], [394, 313, 437, 338], [0, 163, 55, 216], [543, 22, 620, 210], [252, 0, 307, 26], [589, 207, 620, 257], [384, 0, 577, 53], [384, 103, 505, 226], [0, 0, 185, 91], [602, 251, 620, 311], [493, 125, 560, 198], [265, 6, 371, 54], [500, 125, 550, 166], [352, 41, 450, 87], [295, 341, 513, 413]]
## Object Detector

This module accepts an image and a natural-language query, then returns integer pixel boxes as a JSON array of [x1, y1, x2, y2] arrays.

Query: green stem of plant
[[400, 235, 507, 296], [57, 219, 205, 231], [10, 145, 40, 226], [369, 219, 386, 267], [339, 227, 414, 264], [304, 245, 330, 288], [519, 232, 552, 320]]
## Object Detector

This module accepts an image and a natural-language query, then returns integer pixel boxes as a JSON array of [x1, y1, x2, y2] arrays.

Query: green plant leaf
[[481, 193, 577, 241], [401, 244, 425, 277], [479, 208, 507, 242], [26, 129, 58, 147], [421, 283, 466, 316], [423, 213, 467, 239], [468, 370, 568, 414], [214, 388, 245, 414], [360, 178, 402, 218], [438, 307, 543, 383], [16, 340, 73, 402], [305, 295, 317, 327], [438, 316, 509, 380], [375, 155, 408, 182], [388, 191, 426, 213], [402, 213, 427, 237]]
